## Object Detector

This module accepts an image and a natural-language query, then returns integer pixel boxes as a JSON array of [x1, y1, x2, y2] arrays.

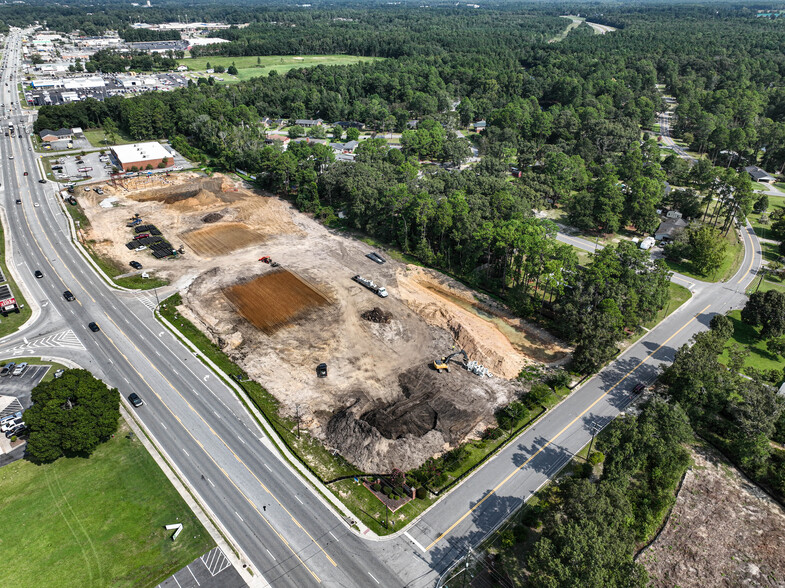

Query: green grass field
[[643, 282, 692, 330], [719, 310, 785, 375], [84, 127, 138, 148], [0, 213, 32, 337], [178, 54, 383, 82], [749, 195, 784, 241], [664, 228, 744, 282], [0, 423, 214, 588]]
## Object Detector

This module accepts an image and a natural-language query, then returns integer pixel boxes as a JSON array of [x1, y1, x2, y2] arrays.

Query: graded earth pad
[[182, 222, 266, 257], [224, 269, 330, 334], [639, 447, 785, 587]]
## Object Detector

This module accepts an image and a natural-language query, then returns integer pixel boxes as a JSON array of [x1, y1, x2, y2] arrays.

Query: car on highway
[[88, 322, 100, 332], [34, 202, 39, 207], [8, 154, 12, 159], [38, 178, 46, 183], [34, 270, 42, 278], [129, 261, 143, 270], [128, 393, 144, 407], [15, 199, 20, 205], [63, 290, 75, 301], [22, 171, 27, 176]]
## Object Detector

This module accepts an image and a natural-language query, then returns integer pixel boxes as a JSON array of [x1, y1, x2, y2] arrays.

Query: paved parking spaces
[[0, 364, 49, 409], [49, 151, 113, 183], [157, 547, 246, 588]]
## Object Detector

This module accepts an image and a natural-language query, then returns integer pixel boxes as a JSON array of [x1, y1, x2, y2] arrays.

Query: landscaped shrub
[[483, 426, 503, 440], [416, 486, 428, 499], [372, 483, 382, 492], [589, 451, 605, 465], [382, 486, 392, 496], [525, 382, 555, 409]]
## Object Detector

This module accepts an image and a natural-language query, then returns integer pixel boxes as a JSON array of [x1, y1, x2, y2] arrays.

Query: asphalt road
[[0, 29, 764, 588]]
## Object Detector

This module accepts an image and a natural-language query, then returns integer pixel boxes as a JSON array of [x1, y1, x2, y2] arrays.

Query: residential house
[[332, 140, 359, 154], [473, 120, 487, 131], [264, 134, 291, 150], [744, 165, 776, 184], [654, 217, 688, 241], [334, 121, 365, 130], [294, 119, 324, 128]]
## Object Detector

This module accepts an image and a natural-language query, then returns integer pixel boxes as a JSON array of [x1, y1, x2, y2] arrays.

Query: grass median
[[0, 212, 32, 337], [0, 421, 214, 588]]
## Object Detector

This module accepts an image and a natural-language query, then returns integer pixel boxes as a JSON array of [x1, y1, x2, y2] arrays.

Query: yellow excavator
[[433, 349, 468, 373]]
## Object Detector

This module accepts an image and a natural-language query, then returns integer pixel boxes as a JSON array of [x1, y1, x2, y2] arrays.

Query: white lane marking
[[266, 549, 276, 561], [404, 531, 426, 552], [258, 436, 265, 443], [160, 422, 167, 430], [170, 574, 182, 588], [238, 436, 246, 445], [264, 463, 272, 472], [368, 572, 380, 584], [186, 565, 200, 586], [295, 496, 304, 505], [182, 448, 189, 456], [123, 377, 129, 384], [207, 478, 215, 488], [329, 531, 339, 542], [234, 511, 243, 522], [213, 410, 221, 419]]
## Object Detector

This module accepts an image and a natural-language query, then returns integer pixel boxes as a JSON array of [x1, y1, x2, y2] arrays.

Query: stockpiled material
[[224, 270, 329, 334]]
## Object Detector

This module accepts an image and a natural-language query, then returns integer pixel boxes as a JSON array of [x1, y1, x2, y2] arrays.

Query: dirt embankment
[[639, 447, 785, 587], [79, 172, 568, 472]]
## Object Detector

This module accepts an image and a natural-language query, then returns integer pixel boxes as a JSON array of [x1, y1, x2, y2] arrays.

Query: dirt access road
[[78, 172, 570, 471]]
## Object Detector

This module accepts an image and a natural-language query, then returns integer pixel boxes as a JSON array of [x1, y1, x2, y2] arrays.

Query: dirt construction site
[[79, 172, 571, 472]]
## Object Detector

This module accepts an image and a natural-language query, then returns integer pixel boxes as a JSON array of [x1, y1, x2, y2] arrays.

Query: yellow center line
[[425, 303, 711, 551]]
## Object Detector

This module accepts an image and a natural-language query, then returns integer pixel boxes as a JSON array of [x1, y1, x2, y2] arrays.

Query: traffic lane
[[410, 300, 714, 555]]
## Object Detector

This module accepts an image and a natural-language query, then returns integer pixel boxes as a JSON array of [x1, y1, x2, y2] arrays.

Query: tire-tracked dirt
[[79, 171, 571, 471], [224, 270, 330, 334]]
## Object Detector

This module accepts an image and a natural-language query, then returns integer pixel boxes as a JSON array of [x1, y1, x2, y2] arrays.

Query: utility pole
[[295, 403, 301, 438], [461, 546, 474, 588], [587, 421, 602, 458]]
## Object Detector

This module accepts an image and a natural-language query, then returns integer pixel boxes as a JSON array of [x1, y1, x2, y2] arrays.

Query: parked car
[[6, 425, 27, 438], [12, 362, 28, 376], [129, 261, 142, 270], [53, 369, 64, 379], [0, 417, 23, 433], [88, 322, 100, 332], [34, 270, 43, 279], [128, 393, 144, 407], [63, 290, 75, 301], [1, 362, 15, 376]]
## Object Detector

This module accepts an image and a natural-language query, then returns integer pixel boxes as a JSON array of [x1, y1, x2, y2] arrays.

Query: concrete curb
[[155, 309, 376, 539], [120, 403, 269, 587]]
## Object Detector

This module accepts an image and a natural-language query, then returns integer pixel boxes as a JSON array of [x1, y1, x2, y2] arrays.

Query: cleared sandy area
[[77, 172, 571, 471]]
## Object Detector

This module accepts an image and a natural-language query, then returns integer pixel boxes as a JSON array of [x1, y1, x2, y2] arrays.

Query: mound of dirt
[[202, 212, 224, 223], [323, 364, 519, 472], [361, 307, 393, 324]]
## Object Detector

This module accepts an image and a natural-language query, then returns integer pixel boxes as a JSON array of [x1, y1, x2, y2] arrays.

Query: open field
[[179, 54, 383, 81], [224, 270, 329, 334], [0, 422, 214, 588], [719, 310, 784, 373], [640, 446, 785, 587], [83, 127, 138, 148], [77, 171, 568, 472]]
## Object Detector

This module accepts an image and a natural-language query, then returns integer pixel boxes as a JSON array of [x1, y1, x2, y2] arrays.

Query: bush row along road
[[0, 29, 763, 588]]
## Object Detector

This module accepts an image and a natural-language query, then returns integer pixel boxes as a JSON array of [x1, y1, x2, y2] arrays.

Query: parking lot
[[156, 548, 246, 588], [0, 364, 50, 409], [42, 136, 92, 152], [48, 150, 114, 183]]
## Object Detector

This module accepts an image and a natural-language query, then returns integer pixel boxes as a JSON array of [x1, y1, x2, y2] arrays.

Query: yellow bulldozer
[[432, 349, 468, 373]]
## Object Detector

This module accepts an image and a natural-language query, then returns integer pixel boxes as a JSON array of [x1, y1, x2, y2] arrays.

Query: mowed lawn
[[664, 227, 744, 282], [719, 310, 784, 374], [0, 423, 214, 588], [179, 54, 383, 81], [749, 195, 785, 242]]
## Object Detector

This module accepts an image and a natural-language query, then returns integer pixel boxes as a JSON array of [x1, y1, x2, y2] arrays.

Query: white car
[[134, 245, 147, 252]]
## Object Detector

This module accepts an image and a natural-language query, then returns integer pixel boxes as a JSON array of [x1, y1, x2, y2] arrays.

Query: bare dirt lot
[[224, 270, 330, 334], [639, 446, 785, 587], [78, 172, 571, 471]]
